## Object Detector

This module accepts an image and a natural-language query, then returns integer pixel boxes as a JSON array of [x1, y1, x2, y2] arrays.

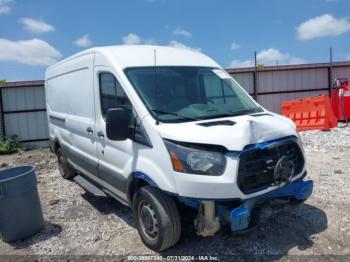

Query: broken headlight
[[164, 139, 226, 176]]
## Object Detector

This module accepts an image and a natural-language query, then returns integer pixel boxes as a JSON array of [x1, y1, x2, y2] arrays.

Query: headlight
[[164, 139, 226, 176]]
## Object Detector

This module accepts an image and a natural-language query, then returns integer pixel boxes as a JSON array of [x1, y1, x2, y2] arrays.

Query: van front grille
[[237, 139, 304, 194]]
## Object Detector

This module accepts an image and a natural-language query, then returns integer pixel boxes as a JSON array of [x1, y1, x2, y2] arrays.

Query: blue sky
[[1, 0, 350, 80]]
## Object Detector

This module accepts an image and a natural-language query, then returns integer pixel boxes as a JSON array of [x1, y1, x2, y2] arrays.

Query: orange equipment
[[331, 78, 350, 121], [281, 95, 337, 131]]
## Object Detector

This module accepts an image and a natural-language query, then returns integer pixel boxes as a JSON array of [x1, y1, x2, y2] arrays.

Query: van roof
[[48, 45, 221, 70]]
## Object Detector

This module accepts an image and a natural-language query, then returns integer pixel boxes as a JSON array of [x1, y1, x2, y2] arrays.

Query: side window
[[99, 72, 131, 117]]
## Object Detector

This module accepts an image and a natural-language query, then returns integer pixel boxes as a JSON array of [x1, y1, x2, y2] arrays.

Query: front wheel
[[132, 186, 181, 251]]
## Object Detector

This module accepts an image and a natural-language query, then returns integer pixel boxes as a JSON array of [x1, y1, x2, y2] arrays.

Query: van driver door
[[93, 66, 134, 201]]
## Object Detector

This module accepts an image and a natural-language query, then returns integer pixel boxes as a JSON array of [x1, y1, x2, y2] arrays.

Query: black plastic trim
[[197, 120, 236, 127], [163, 138, 228, 154], [20, 138, 49, 143], [4, 108, 46, 114]]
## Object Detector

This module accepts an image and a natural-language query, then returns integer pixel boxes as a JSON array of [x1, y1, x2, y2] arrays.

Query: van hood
[[155, 113, 297, 151]]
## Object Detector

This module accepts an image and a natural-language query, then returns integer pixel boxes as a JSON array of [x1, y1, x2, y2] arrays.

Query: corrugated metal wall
[[0, 91, 3, 139], [0, 61, 349, 149], [333, 66, 350, 79], [228, 62, 350, 113], [257, 90, 329, 113], [0, 81, 48, 148], [256, 68, 329, 112], [232, 72, 254, 94]]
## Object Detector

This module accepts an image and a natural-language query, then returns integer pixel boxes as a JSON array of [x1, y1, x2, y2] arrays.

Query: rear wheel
[[56, 147, 76, 179], [132, 186, 181, 251]]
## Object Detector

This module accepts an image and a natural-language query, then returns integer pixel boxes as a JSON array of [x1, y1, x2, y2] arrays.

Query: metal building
[[228, 61, 350, 113], [1, 61, 350, 148], [0, 80, 48, 148]]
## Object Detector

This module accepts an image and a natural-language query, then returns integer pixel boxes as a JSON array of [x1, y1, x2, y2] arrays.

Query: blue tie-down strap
[[228, 179, 313, 231]]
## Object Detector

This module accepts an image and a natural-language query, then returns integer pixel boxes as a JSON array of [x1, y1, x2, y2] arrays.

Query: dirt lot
[[0, 127, 350, 261]]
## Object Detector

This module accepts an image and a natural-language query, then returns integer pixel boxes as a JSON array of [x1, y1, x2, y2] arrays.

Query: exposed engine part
[[194, 201, 220, 237]]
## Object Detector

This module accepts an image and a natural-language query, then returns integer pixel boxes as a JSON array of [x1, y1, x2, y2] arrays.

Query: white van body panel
[[46, 53, 99, 178], [94, 45, 220, 69], [46, 45, 304, 201], [149, 112, 303, 200], [155, 113, 297, 152]]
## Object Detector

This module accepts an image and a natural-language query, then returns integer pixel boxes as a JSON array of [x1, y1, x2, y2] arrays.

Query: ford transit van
[[45, 45, 313, 251]]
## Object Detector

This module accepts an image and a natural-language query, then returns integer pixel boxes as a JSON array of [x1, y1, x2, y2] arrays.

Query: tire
[[132, 186, 181, 251], [56, 147, 76, 179]]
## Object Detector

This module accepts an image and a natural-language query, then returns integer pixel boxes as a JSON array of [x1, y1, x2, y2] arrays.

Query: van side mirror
[[106, 107, 132, 141]]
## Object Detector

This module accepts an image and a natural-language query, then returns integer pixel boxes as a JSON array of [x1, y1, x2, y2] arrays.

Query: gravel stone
[[0, 126, 349, 260], [49, 199, 60, 206]]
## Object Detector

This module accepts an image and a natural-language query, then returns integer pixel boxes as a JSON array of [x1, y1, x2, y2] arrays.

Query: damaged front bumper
[[178, 177, 313, 235], [219, 178, 313, 232]]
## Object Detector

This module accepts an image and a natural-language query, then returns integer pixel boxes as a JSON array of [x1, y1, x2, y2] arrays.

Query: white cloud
[[229, 48, 305, 68], [168, 40, 201, 52], [173, 27, 192, 37], [74, 34, 92, 47], [258, 48, 305, 65], [122, 33, 141, 45], [144, 38, 156, 45], [0, 38, 62, 66], [122, 33, 156, 45], [287, 57, 307, 64], [346, 54, 350, 60], [20, 17, 55, 34], [297, 14, 350, 40], [0, 0, 14, 15], [229, 59, 254, 68], [231, 42, 240, 50], [258, 48, 289, 64]]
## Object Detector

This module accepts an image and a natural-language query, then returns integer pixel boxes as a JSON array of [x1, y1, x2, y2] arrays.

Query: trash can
[[0, 165, 44, 242]]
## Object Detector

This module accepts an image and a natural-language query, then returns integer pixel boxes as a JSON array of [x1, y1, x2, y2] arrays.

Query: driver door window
[[99, 72, 131, 117]]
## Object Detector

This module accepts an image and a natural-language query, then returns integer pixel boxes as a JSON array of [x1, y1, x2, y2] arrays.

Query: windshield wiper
[[151, 109, 200, 124], [200, 108, 262, 120], [229, 108, 262, 116], [201, 113, 233, 120]]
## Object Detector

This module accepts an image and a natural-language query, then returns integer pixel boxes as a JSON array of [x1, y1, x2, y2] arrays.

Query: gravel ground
[[0, 127, 350, 261]]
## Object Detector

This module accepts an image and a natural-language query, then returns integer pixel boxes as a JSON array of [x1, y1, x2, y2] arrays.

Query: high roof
[[49, 45, 221, 70]]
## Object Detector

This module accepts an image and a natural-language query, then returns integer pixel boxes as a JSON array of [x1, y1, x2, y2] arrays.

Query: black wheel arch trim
[[126, 172, 159, 204]]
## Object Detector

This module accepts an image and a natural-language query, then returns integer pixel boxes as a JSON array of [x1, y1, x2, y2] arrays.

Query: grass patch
[[0, 136, 22, 154]]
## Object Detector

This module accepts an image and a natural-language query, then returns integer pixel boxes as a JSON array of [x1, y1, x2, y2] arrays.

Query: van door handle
[[97, 131, 105, 140], [86, 127, 93, 135]]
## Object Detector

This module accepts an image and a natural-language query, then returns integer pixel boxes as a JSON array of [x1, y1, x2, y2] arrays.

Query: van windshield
[[125, 67, 261, 123]]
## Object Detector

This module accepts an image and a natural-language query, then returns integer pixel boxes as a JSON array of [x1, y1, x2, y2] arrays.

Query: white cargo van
[[45, 45, 313, 251]]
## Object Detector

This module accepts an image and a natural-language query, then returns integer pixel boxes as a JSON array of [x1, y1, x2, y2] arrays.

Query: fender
[[126, 172, 159, 204]]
